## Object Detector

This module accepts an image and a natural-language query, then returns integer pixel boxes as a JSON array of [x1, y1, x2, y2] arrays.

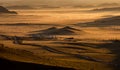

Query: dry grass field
[[0, 23, 120, 70], [0, 8, 120, 70]]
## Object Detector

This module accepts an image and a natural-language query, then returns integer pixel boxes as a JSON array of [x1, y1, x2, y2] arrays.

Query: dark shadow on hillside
[[62, 46, 87, 50], [62, 42, 97, 48], [65, 40, 120, 70], [22, 43, 65, 54], [21, 43, 103, 62], [97, 40, 120, 70], [0, 57, 75, 70]]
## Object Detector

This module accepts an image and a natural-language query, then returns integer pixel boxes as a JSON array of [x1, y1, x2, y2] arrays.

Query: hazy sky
[[1, 0, 120, 6]]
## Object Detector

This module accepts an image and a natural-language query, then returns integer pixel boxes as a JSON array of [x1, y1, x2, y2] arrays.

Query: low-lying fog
[[0, 8, 120, 40], [0, 8, 120, 24]]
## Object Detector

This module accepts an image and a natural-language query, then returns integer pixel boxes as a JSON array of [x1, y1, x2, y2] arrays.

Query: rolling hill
[[89, 7, 120, 12], [29, 26, 84, 37], [0, 6, 17, 14], [77, 16, 120, 27]]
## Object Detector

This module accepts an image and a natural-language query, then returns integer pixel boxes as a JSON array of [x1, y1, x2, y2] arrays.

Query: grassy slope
[[0, 40, 114, 70]]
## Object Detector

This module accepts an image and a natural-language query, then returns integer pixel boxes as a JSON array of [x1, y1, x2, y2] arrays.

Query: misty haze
[[0, 0, 120, 70]]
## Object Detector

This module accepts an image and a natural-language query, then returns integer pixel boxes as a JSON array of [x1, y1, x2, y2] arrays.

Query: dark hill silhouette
[[31, 27, 58, 33], [41, 27, 58, 33], [89, 7, 120, 12], [61, 26, 80, 31], [0, 57, 75, 70], [30, 26, 83, 36], [0, 6, 17, 14], [97, 3, 120, 7], [51, 27, 75, 35], [77, 16, 120, 27], [52, 26, 81, 35]]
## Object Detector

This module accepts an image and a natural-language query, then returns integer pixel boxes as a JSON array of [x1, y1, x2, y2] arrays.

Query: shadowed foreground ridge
[[0, 58, 75, 70]]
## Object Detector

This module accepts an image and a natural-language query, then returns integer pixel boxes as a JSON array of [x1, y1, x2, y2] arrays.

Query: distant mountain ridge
[[89, 7, 120, 12], [0, 6, 17, 14], [77, 16, 120, 27]]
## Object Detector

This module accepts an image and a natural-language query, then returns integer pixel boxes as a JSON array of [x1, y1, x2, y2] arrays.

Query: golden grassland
[[0, 12, 120, 70], [0, 38, 118, 70]]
